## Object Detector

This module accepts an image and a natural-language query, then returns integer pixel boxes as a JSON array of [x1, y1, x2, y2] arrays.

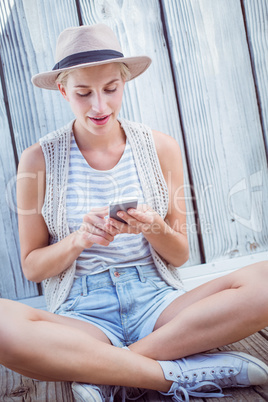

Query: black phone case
[[109, 199, 138, 223]]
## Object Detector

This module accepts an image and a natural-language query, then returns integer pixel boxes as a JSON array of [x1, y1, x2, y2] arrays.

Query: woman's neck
[[72, 119, 127, 170], [73, 119, 126, 152]]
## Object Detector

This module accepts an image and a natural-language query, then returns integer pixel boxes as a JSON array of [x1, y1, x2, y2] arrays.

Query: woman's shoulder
[[18, 120, 75, 173], [152, 129, 182, 163], [39, 120, 74, 144], [18, 142, 45, 174]]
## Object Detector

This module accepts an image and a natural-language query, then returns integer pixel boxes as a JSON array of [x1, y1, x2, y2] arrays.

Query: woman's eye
[[77, 92, 91, 97], [105, 88, 117, 93]]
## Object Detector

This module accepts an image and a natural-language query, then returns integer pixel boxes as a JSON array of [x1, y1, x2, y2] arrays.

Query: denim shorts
[[55, 263, 186, 347]]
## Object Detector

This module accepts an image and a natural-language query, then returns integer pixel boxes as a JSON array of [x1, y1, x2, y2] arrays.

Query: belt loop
[[81, 275, 88, 296], [136, 265, 145, 282], [109, 268, 116, 285]]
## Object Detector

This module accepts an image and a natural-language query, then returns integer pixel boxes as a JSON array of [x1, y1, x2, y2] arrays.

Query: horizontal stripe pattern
[[66, 132, 153, 276]]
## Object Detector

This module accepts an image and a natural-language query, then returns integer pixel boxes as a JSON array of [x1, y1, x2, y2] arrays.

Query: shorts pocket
[[145, 277, 167, 290], [58, 294, 82, 313]]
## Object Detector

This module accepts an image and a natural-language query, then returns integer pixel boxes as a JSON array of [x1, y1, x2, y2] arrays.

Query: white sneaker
[[158, 351, 268, 401], [71, 382, 120, 402]]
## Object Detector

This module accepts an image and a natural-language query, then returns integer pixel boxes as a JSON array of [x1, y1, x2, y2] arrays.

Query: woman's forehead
[[67, 63, 122, 85]]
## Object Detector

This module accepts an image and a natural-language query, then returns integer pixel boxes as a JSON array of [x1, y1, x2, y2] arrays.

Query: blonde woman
[[1, 24, 268, 401]]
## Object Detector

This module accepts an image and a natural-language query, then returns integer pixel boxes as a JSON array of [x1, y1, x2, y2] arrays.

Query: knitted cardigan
[[40, 118, 184, 313]]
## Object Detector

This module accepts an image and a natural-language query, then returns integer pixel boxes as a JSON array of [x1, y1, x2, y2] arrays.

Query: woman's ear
[[57, 83, 69, 101]]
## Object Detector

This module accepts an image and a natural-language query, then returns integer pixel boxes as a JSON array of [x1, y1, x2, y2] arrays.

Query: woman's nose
[[91, 94, 106, 114]]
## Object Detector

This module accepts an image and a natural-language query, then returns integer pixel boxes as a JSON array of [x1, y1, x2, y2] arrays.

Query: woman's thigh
[[47, 311, 112, 344], [0, 298, 111, 344], [154, 260, 268, 330]]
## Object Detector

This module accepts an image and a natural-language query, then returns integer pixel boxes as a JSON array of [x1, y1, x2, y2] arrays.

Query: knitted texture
[[119, 119, 184, 290], [40, 118, 184, 313]]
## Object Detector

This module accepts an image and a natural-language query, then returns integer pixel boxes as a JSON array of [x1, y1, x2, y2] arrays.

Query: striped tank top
[[66, 132, 154, 276]]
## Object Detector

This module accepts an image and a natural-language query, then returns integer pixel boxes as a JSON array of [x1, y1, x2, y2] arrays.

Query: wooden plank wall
[[0, 1, 268, 400], [243, 0, 268, 155], [0, 0, 267, 304], [0, 41, 38, 300], [162, 0, 268, 262]]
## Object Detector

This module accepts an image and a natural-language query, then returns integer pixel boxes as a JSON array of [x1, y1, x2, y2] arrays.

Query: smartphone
[[109, 197, 138, 223]]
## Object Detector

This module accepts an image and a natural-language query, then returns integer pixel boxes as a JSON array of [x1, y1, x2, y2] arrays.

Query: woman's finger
[[108, 217, 141, 234], [80, 221, 114, 243]]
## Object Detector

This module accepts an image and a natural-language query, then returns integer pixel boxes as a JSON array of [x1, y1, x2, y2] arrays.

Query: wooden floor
[[1, 329, 267, 401]]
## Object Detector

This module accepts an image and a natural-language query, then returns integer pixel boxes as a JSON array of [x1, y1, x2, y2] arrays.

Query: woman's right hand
[[75, 206, 120, 249]]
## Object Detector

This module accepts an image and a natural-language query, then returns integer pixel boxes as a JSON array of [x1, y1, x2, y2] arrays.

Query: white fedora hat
[[31, 23, 152, 90]]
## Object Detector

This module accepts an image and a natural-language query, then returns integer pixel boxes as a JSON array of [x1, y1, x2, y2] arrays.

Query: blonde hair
[[56, 62, 131, 87]]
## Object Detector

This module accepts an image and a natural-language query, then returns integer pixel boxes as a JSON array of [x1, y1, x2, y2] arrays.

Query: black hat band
[[52, 49, 124, 71]]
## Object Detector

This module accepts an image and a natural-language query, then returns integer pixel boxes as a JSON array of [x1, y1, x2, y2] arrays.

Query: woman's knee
[[246, 260, 268, 284], [0, 299, 38, 364], [0, 298, 21, 328], [0, 300, 17, 362], [233, 260, 268, 286], [240, 261, 268, 322], [254, 260, 268, 299]]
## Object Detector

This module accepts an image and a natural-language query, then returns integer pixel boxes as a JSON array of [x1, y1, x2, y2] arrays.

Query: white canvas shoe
[[158, 351, 268, 401], [72, 382, 120, 402]]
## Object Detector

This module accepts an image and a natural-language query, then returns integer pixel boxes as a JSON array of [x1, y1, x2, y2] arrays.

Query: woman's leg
[[0, 299, 170, 390], [1, 269, 267, 398], [129, 261, 268, 360]]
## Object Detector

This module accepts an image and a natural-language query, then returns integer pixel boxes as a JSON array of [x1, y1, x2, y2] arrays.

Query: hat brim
[[31, 56, 152, 90]]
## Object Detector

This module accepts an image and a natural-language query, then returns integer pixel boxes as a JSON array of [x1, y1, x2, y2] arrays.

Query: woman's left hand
[[104, 204, 160, 235]]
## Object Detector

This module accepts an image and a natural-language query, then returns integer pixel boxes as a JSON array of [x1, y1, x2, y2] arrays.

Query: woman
[[1, 23, 268, 402]]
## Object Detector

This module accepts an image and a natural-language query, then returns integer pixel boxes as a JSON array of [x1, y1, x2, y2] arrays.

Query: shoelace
[[107, 382, 227, 402], [120, 387, 148, 401], [73, 383, 146, 402], [163, 381, 226, 402], [100, 367, 236, 402], [210, 368, 238, 387], [106, 386, 121, 402], [177, 368, 238, 389]]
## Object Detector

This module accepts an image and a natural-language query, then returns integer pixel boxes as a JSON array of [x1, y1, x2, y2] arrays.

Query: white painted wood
[[79, 0, 201, 267], [161, 0, 268, 262], [0, 78, 38, 299], [181, 251, 268, 290], [18, 295, 47, 309], [0, 0, 78, 156], [242, 0, 268, 153]]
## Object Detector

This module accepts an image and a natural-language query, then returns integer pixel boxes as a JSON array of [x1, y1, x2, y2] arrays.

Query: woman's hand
[[106, 204, 161, 235], [75, 206, 120, 248], [76, 207, 119, 249]]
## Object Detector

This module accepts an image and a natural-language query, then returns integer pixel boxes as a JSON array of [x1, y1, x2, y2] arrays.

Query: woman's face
[[58, 63, 125, 138]]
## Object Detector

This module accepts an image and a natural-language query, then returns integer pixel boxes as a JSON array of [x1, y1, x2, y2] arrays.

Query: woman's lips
[[89, 115, 111, 125]]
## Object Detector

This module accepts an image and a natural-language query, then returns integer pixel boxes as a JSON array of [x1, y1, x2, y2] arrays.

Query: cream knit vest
[[40, 118, 184, 313]]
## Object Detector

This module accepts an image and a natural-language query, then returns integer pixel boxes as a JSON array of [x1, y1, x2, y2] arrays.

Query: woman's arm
[[17, 145, 118, 283], [107, 130, 189, 267], [142, 130, 189, 266]]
